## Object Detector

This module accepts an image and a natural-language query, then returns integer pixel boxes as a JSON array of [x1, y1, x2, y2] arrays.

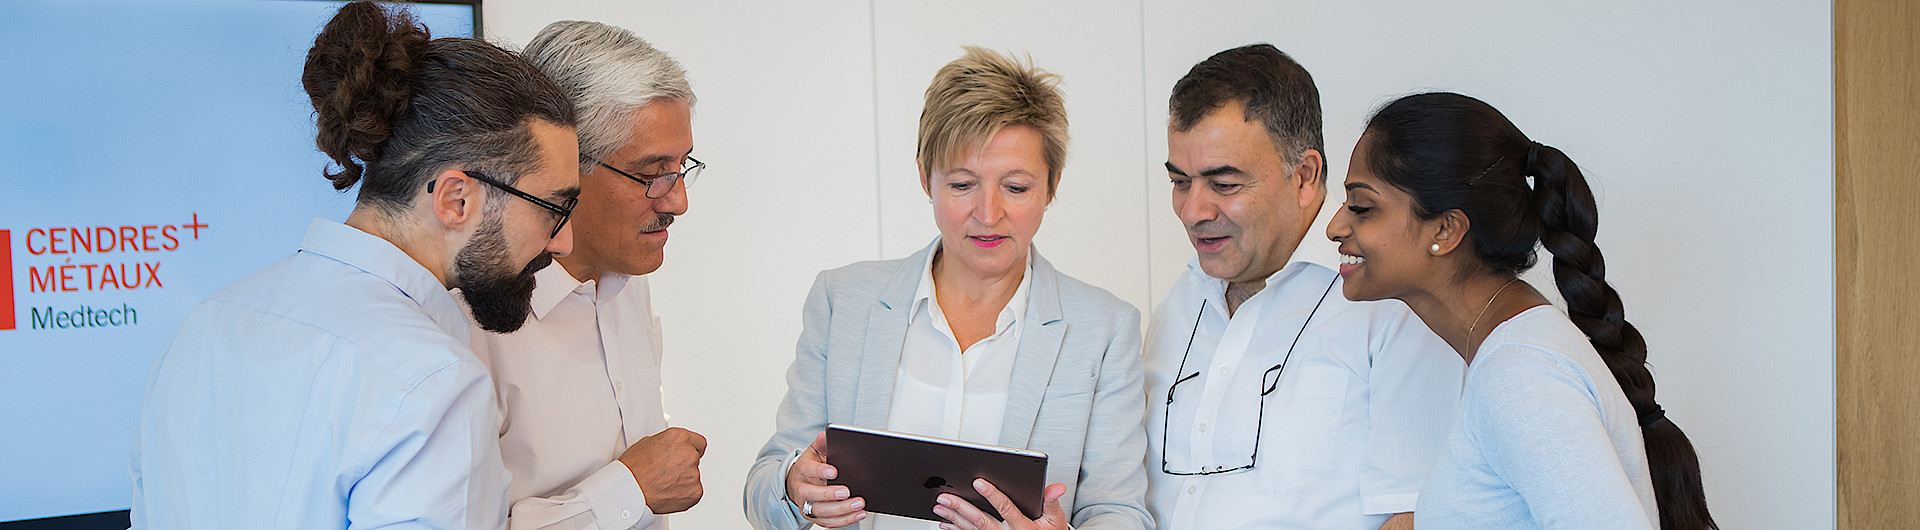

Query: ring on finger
[[803, 500, 814, 517]]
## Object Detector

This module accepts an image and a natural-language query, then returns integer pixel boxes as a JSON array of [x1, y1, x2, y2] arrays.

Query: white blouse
[[876, 248, 1032, 530], [1415, 305, 1657, 529]]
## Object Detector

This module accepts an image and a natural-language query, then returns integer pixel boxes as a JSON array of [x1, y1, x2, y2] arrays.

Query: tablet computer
[[825, 423, 1049, 522]]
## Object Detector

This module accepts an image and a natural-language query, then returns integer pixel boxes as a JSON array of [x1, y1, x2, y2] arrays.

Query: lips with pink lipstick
[[969, 234, 1010, 248]]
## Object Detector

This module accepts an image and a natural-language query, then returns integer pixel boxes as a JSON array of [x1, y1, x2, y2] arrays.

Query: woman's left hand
[[932, 479, 1069, 530]]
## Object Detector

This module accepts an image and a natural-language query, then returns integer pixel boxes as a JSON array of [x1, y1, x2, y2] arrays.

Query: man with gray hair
[[1145, 44, 1459, 529], [466, 21, 707, 529]]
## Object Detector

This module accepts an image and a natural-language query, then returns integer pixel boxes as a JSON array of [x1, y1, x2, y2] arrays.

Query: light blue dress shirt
[[130, 218, 510, 529]]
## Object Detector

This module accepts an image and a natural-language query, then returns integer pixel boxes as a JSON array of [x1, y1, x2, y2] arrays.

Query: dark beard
[[453, 216, 552, 333]]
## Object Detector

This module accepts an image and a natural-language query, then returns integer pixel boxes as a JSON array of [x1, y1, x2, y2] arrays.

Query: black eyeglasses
[[456, 170, 577, 238], [1160, 276, 1338, 476], [598, 155, 705, 199]]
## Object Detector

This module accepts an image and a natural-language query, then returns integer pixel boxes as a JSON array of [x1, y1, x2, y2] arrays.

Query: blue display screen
[[0, 0, 476, 522]]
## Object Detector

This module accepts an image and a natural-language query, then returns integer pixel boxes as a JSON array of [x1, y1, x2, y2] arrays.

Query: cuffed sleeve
[[501, 460, 659, 530]]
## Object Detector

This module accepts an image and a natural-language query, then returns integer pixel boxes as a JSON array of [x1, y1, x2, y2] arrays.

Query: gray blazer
[[744, 242, 1153, 530]]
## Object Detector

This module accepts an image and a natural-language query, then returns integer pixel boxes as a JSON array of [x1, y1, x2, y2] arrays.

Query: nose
[[1175, 186, 1217, 227], [655, 176, 689, 215], [972, 188, 1004, 226], [1325, 208, 1350, 242], [546, 218, 574, 257]]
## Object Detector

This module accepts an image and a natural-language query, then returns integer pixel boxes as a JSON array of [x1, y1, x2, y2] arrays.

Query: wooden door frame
[[1835, 0, 1919, 528]]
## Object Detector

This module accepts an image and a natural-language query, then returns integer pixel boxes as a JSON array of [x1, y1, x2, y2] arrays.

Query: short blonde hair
[[917, 47, 1069, 197]]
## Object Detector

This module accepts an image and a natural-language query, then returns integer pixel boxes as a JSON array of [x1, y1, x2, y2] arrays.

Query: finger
[[686, 430, 709, 455], [973, 478, 1025, 522], [807, 496, 866, 519], [808, 497, 868, 528], [1040, 483, 1068, 522], [808, 431, 829, 460], [944, 491, 1005, 529], [793, 481, 851, 503], [932, 497, 983, 530], [796, 459, 839, 482], [792, 451, 838, 482]]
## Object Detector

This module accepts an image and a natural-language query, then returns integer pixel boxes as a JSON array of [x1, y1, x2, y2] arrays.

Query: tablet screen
[[825, 423, 1049, 522]]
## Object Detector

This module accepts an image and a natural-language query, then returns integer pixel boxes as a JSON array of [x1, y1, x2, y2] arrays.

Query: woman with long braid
[[1324, 92, 1715, 529]]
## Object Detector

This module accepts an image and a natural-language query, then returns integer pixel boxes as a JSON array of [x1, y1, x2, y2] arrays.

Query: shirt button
[[621, 509, 632, 520], [1186, 485, 1198, 495], [1197, 423, 1209, 433], [1217, 365, 1229, 375], [615, 381, 625, 391]]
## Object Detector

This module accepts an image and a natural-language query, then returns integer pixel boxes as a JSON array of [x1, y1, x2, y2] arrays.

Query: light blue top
[[1415, 305, 1657, 529], [130, 218, 509, 529]]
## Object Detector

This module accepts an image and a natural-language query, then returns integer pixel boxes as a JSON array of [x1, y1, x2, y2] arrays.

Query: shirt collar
[[296, 217, 470, 343], [527, 260, 632, 320], [1182, 243, 1325, 301], [912, 243, 1035, 332]]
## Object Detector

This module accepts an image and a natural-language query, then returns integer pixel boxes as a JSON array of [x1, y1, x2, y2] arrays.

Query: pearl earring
[[1431, 244, 1442, 253]]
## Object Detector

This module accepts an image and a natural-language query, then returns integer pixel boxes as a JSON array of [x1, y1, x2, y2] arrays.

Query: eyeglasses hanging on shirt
[[1159, 276, 1338, 476]]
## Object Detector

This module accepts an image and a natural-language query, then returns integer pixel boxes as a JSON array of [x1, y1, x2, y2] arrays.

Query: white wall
[[484, 2, 1834, 528]]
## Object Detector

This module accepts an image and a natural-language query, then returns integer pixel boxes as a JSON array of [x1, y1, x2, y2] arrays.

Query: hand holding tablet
[[784, 432, 869, 528], [932, 480, 1071, 530]]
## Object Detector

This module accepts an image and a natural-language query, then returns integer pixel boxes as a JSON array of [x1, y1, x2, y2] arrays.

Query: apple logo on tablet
[[923, 476, 948, 490]]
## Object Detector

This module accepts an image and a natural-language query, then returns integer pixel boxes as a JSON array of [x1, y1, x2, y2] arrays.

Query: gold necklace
[[1467, 278, 1522, 355]]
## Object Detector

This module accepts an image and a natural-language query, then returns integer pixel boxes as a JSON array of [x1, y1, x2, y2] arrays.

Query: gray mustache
[[641, 214, 676, 232], [1186, 220, 1235, 238]]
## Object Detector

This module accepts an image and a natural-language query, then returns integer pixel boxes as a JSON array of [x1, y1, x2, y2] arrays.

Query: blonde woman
[[744, 47, 1152, 530]]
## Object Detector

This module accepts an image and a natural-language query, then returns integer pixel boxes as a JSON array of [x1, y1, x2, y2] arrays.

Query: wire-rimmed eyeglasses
[[1160, 276, 1337, 476], [598, 155, 705, 199]]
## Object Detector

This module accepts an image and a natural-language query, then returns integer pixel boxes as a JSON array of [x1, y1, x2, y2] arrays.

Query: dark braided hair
[[300, 1, 575, 212], [1363, 92, 1715, 530]]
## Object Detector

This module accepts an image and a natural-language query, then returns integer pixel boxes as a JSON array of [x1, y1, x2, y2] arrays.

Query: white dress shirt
[[467, 261, 668, 530], [131, 218, 509, 529], [875, 249, 1031, 530], [1143, 257, 1462, 530]]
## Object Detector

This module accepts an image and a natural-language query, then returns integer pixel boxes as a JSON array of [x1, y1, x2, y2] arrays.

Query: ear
[[1428, 209, 1472, 256], [1291, 148, 1326, 210], [426, 168, 482, 230]]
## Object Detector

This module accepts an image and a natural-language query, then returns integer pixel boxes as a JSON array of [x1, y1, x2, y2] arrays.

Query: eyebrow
[[1344, 182, 1376, 192], [623, 154, 676, 172], [550, 186, 581, 203], [1199, 165, 1244, 177], [1164, 161, 1243, 178], [620, 147, 696, 173]]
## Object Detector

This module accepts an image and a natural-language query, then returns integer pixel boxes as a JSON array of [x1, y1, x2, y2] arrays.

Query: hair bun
[[301, 1, 431, 190]]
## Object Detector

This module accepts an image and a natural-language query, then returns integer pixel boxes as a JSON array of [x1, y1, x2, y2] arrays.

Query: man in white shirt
[[1144, 44, 1463, 530], [131, 6, 581, 528], [464, 21, 707, 530]]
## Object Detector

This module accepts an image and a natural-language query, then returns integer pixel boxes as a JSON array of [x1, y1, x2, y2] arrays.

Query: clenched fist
[[620, 427, 707, 514]]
